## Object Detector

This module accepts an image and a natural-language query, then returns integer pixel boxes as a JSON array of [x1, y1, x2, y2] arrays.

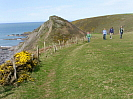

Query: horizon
[[0, 21, 44, 24], [0, 0, 133, 23], [0, 13, 132, 24]]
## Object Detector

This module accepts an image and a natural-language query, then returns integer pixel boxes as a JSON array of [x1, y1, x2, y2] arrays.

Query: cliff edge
[[16, 15, 86, 52]]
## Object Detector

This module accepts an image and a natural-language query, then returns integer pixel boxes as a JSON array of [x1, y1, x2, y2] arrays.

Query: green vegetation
[[72, 14, 133, 33], [22, 15, 85, 51], [0, 51, 38, 86], [1, 32, 133, 99]]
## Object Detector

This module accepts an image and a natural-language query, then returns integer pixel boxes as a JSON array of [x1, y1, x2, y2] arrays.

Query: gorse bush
[[15, 51, 31, 65], [0, 51, 38, 86]]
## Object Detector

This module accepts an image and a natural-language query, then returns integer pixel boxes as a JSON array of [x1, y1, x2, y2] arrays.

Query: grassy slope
[[72, 14, 133, 33], [1, 32, 133, 99]]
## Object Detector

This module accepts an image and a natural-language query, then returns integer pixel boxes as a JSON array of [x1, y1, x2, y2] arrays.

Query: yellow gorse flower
[[0, 51, 38, 86], [14, 51, 31, 65]]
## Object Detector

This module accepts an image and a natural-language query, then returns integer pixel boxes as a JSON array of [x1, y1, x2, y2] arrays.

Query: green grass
[[72, 14, 133, 33], [1, 32, 133, 99]]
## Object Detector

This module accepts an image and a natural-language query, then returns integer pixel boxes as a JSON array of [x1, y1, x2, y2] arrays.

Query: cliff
[[16, 15, 86, 52]]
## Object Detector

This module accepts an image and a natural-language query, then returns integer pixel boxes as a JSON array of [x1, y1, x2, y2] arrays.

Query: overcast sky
[[0, 0, 133, 23]]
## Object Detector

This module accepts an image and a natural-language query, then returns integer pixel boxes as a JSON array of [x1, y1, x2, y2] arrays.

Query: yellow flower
[[14, 51, 31, 65]]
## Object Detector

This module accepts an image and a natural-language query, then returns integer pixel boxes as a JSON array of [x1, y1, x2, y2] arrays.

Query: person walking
[[119, 26, 124, 39], [109, 27, 114, 39], [103, 28, 107, 40], [86, 32, 92, 42]]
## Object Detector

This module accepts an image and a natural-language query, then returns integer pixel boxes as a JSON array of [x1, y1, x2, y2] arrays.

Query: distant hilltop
[[16, 15, 85, 52], [72, 13, 133, 33]]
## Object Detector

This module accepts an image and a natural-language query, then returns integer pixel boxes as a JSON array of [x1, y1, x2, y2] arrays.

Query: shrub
[[0, 51, 38, 86]]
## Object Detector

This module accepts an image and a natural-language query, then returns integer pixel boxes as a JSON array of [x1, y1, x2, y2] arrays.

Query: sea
[[0, 22, 44, 47]]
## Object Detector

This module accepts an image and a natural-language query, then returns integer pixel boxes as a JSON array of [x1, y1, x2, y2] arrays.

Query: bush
[[0, 51, 38, 86]]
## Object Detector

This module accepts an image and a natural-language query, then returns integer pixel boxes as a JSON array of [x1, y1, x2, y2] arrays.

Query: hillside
[[1, 32, 133, 98], [16, 15, 85, 52], [72, 14, 133, 33]]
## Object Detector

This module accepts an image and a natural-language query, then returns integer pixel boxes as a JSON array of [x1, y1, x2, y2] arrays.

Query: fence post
[[58, 40, 61, 49], [37, 45, 39, 60], [83, 37, 84, 43], [71, 38, 73, 43], [55, 44, 58, 51], [44, 41, 46, 57], [62, 40, 64, 47], [66, 41, 69, 47], [44, 41, 46, 52], [53, 43, 56, 53], [76, 37, 78, 44], [13, 57, 17, 80], [84, 36, 86, 42], [31, 54, 34, 61]]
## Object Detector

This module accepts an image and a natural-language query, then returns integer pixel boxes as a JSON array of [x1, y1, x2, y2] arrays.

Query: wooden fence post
[[83, 37, 84, 43], [53, 43, 56, 53], [37, 45, 39, 60], [55, 44, 58, 51], [31, 54, 34, 61], [76, 37, 78, 44], [44, 41, 46, 57], [84, 36, 86, 41], [62, 40, 64, 47], [44, 41, 46, 51], [13, 57, 17, 80], [71, 38, 73, 43], [58, 40, 61, 49], [66, 41, 69, 47]]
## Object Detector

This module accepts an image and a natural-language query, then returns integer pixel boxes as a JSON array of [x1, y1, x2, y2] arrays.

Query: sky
[[0, 0, 133, 23]]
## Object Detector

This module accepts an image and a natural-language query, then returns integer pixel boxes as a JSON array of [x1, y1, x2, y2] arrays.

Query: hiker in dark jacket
[[119, 26, 124, 39], [109, 27, 114, 39]]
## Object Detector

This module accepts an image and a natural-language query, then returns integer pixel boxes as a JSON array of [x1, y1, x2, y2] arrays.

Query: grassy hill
[[72, 14, 133, 33], [16, 16, 85, 52], [1, 32, 133, 99]]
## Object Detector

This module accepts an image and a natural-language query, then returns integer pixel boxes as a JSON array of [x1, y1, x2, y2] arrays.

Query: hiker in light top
[[109, 27, 114, 39], [86, 32, 92, 42], [103, 28, 107, 40], [119, 26, 124, 39]]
